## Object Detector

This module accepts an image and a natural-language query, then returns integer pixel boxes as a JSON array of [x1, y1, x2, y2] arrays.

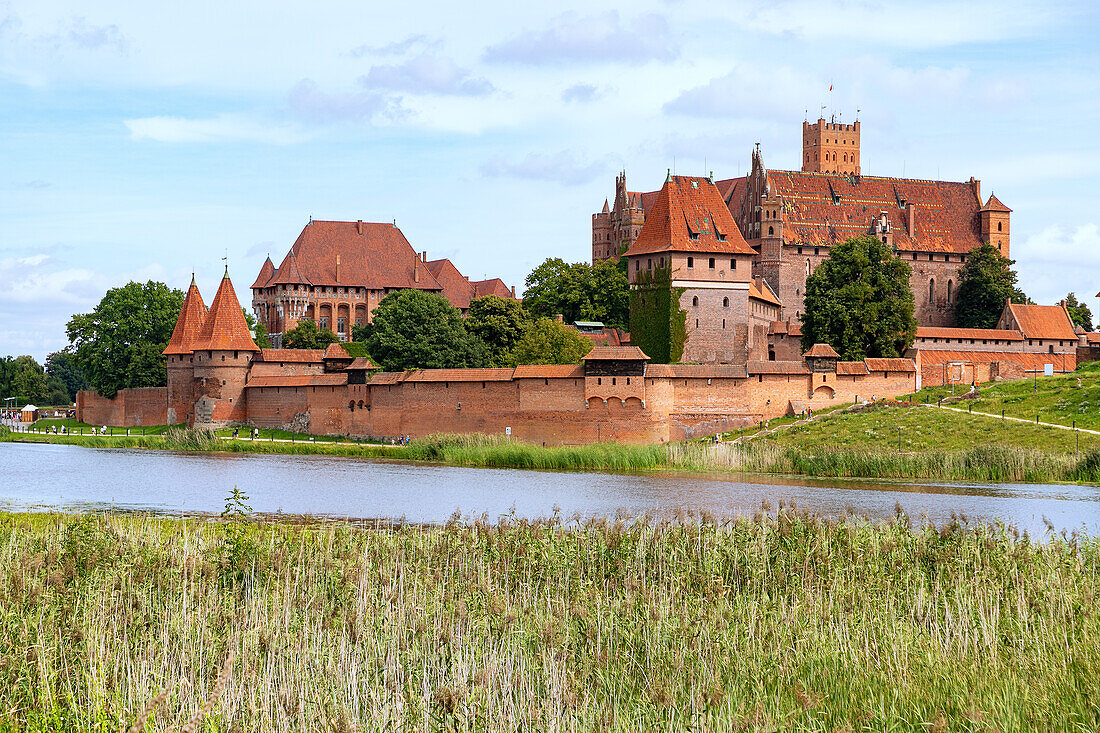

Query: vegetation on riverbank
[[6, 425, 1100, 484], [2, 510, 1097, 731]]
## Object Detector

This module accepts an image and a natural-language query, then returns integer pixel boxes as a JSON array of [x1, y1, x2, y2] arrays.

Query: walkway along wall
[[76, 387, 169, 428]]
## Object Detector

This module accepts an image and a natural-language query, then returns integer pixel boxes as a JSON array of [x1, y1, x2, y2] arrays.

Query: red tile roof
[[626, 176, 757, 257], [347, 357, 377, 370], [368, 371, 410, 385], [251, 257, 275, 289], [804, 343, 840, 358], [254, 349, 325, 363], [192, 275, 259, 352], [749, 277, 782, 306], [645, 364, 748, 378], [425, 258, 475, 310], [917, 350, 1070, 369], [746, 361, 811, 375], [1002, 303, 1077, 341], [323, 343, 352, 360], [404, 368, 515, 382], [980, 194, 1012, 213], [1084, 333, 1100, 345], [836, 361, 869, 376], [268, 220, 443, 291], [916, 327, 1023, 341], [743, 171, 988, 254], [769, 320, 803, 337], [583, 346, 649, 361], [163, 277, 208, 355], [472, 278, 515, 300], [246, 374, 348, 388], [863, 358, 917, 373], [512, 364, 585, 379]]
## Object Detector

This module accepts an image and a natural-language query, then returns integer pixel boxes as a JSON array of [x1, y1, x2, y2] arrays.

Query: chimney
[[555, 314, 564, 323], [356, 220, 363, 235], [414, 258, 420, 283], [336, 254, 340, 283], [905, 202, 916, 237], [969, 177, 981, 203], [510, 285, 516, 298], [421, 251, 427, 262]]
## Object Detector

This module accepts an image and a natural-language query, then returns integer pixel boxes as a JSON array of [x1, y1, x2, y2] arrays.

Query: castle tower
[[979, 194, 1012, 256], [625, 174, 759, 364], [592, 171, 647, 263], [162, 276, 207, 425], [189, 271, 259, 428], [802, 117, 860, 175]]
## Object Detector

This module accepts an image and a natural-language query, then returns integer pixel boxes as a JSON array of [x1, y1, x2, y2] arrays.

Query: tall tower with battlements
[[802, 117, 860, 175]]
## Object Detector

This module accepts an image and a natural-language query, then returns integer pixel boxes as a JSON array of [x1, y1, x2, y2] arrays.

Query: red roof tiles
[[746, 361, 811, 375], [645, 364, 748, 378], [917, 350, 1066, 369], [347, 357, 377, 370], [836, 362, 870, 376], [251, 257, 275, 289], [863, 358, 917, 373], [323, 343, 352, 360], [749, 277, 782, 306], [404, 368, 515, 383], [512, 364, 585, 379], [626, 176, 756, 257], [583, 346, 650, 361], [980, 194, 1012, 213], [192, 275, 259, 352], [246, 374, 348, 388], [254, 349, 325, 363], [472, 278, 515, 300], [804, 343, 840, 358], [163, 277, 208, 355], [1002, 303, 1077, 341], [425, 258, 475, 310], [916, 327, 1023, 341]]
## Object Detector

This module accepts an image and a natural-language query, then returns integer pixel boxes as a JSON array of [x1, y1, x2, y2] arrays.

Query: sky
[[2, 0, 1099, 361]]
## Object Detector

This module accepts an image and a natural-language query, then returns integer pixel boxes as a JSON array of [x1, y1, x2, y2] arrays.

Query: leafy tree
[[801, 236, 917, 360], [45, 376, 70, 406], [508, 318, 593, 366], [522, 258, 629, 328], [283, 318, 338, 350], [242, 309, 272, 349], [955, 243, 1028, 329], [465, 295, 532, 367], [45, 350, 89, 401], [367, 290, 489, 371], [9, 355, 47, 404], [351, 323, 372, 343], [66, 281, 184, 398], [1065, 293, 1094, 332]]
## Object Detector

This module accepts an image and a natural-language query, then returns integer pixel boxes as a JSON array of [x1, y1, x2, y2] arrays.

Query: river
[[2, 442, 1098, 535]]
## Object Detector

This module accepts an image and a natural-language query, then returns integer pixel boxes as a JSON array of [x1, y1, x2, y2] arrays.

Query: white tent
[[21, 405, 37, 413]]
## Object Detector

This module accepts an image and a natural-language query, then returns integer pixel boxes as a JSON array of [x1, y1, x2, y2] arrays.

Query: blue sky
[[2, 0, 1098, 360]]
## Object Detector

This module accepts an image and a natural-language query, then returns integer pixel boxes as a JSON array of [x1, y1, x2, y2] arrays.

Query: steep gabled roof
[[1004, 303, 1077, 341], [268, 220, 443, 291], [192, 274, 259, 352], [251, 256, 275, 289], [472, 278, 515, 299], [626, 176, 756, 257], [425, 258, 476, 310], [749, 277, 782, 306], [163, 277, 208, 355], [804, 343, 840, 358], [980, 194, 1012, 213]]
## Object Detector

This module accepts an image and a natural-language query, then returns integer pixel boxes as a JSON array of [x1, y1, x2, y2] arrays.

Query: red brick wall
[[77, 387, 168, 427]]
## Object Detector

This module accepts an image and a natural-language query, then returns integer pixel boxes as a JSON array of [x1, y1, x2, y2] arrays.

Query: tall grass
[[1, 511, 1098, 731]]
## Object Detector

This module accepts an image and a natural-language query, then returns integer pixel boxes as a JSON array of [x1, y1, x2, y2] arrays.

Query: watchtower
[[189, 272, 259, 428], [802, 117, 860, 175]]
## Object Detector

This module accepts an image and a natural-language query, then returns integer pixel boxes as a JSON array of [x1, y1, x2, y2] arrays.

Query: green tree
[[351, 323, 372, 343], [954, 243, 1028, 329], [522, 258, 629, 328], [465, 295, 532, 367], [367, 290, 489, 371], [1065, 293, 1094, 332], [508, 318, 593, 366], [242, 309, 272, 349], [283, 318, 338, 350], [45, 350, 89, 401], [9, 355, 47, 404], [66, 281, 184, 398], [801, 236, 917, 360], [45, 376, 70, 406]]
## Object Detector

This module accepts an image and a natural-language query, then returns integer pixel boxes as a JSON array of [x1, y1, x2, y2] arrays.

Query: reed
[[1, 510, 1098, 731]]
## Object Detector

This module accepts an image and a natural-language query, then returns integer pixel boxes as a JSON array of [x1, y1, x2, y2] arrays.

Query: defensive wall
[[76, 387, 168, 428]]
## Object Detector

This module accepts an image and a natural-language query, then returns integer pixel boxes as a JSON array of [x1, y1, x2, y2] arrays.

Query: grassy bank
[[2, 511, 1097, 731], [5, 424, 1100, 484]]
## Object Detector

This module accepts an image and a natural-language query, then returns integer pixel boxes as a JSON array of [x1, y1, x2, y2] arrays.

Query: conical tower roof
[[192, 272, 259, 352], [980, 194, 1012, 213], [251, 256, 275, 289], [162, 276, 208, 355]]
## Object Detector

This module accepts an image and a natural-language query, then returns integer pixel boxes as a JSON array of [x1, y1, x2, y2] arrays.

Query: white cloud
[[1016, 223, 1100, 306], [286, 79, 408, 124], [561, 83, 604, 103], [359, 53, 494, 96], [484, 11, 678, 65], [481, 150, 616, 185], [348, 34, 434, 58], [124, 114, 308, 144], [53, 16, 129, 53]]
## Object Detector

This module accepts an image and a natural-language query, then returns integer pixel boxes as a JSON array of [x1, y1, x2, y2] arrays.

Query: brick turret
[[162, 275, 207, 425], [979, 194, 1012, 256], [802, 117, 860, 175], [190, 271, 259, 428]]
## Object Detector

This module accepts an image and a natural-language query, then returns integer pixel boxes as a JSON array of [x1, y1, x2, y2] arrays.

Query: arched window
[[723, 297, 729, 307], [843, 154, 848, 162], [768, 225, 774, 236], [929, 278, 935, 303], [947, 280, 953, 303], [997, 221, 1003, 232], [692, 296, 699, 307]]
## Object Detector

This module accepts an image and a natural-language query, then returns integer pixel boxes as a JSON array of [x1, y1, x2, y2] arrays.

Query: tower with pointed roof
[[592, 171, 648, 263], [162, 276, 208, 425], [979, 194, 1011, 256], [625, 175, 765, 364], [190, 271, 259, 427]]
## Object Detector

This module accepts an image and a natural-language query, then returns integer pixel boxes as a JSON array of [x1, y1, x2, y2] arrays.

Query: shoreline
[[4, 428, 1100, 486]]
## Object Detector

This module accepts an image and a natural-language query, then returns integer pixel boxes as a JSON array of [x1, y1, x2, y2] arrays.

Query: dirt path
[[923, 403, 1100, 435]]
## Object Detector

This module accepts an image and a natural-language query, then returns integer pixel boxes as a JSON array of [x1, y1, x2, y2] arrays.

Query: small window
[[997, 221, 1003, 232], [730, 258, 736, 269], [709, 257, 715, 269], [723, 297, 729, 307], [768, 226, 774, 236], [692, 296, 699, 307], [597, 378, 601, 385], [687, 256, 694, 268]]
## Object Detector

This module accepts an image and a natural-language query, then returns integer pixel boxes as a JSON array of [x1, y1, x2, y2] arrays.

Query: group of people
[[231, 428, 262, 440]]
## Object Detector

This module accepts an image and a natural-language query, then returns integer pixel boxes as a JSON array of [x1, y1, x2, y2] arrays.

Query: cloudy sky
[[2, 0, 1098, 360]]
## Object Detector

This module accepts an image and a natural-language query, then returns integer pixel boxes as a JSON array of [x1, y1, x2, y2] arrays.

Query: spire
[[192, 274, 259, 352], [251, 256, 276, 289], [163, 278, 208, 355]]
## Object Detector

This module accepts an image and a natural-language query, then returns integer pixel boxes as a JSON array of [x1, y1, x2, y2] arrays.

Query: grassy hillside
[[762, 401, 1100, 454], [2, 512, 1098, 732], [905, 360, 1100, 431]]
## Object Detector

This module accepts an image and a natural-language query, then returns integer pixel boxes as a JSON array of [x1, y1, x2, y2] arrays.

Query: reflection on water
[[1, 442, 1097, 535]]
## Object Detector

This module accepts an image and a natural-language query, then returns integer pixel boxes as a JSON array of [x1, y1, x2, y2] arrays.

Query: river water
[[2, 443, 1098, 535]]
